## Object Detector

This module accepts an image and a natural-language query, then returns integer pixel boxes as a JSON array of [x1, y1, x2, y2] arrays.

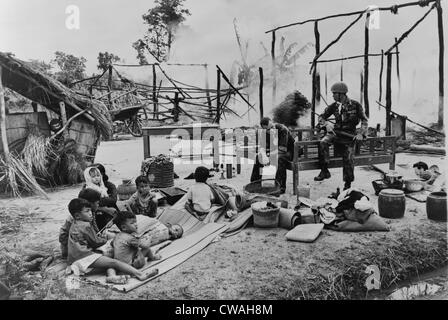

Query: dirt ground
[[0, 135, 447, 300]]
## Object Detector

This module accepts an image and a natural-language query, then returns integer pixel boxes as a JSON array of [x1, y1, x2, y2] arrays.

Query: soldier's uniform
[[250, 123, 294, 192], [317, 98, 368, 184]]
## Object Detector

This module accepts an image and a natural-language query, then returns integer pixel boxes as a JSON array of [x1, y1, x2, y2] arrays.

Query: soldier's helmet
[[330, 82, 348, 94]]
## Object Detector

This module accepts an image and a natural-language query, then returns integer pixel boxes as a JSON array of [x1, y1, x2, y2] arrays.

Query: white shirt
[[186, 182, 215, 213]]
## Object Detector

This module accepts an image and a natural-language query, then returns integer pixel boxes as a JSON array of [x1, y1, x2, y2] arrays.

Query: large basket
[[251, 201, 280, 228], [141, 157, 174, 188]]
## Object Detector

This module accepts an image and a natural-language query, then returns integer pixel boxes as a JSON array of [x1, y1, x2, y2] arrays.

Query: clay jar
[[117, 179, 137, 201]]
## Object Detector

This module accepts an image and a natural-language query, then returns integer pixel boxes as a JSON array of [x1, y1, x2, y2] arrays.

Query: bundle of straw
[[21, 133, 57, 178], [0, 153, 48, 199]]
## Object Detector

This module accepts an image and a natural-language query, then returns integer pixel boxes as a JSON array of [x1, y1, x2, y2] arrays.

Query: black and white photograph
[[0, 0, 447, 307]]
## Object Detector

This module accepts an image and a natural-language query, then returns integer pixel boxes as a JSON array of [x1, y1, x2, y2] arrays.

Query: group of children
[[59, 164, 184, 284]]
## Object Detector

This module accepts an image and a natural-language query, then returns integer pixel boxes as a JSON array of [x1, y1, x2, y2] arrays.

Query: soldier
[[250, 117, 294, 194], [314, 82, 368, 190]]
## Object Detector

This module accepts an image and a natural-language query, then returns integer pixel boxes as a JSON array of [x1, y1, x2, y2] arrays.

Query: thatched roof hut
[[0, 51, 113, 139]]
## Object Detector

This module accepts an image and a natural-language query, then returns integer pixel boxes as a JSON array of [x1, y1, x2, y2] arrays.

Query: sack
[[328, 214, 390, 232]]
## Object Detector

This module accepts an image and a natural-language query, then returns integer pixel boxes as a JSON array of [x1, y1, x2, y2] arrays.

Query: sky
[[0, 0, 445, 126]]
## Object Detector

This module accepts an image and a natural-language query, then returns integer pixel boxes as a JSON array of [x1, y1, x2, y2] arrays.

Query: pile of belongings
[[312, 188, 390, 232]]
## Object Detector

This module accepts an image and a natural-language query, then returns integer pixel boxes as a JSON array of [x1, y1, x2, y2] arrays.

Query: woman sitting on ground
[[92, 163, 118, 209], [82, 166, 117, 229]]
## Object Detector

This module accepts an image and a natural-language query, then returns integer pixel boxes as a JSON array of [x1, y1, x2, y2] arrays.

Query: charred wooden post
[[108, 64, 113, 109], [386, 53, 393, 136], [216, 68, 221, 124], [364, 12, 370, 117], [379, 49, 384, 103], [204, 64, 213, 118], [271, 31, 277, 104], [173, 92, 180, 123], [436, 0, 444, 127], [360, 72, 364, 104], [152, 64, 158, 120], [340, 57, 344, 81], [0, 66, 9, 158], [311, 21, 320, 129], [259, 67, 264, 120]]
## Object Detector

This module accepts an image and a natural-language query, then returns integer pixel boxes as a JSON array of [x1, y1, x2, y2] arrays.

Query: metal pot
[[385, 171, 403, 185], [404, 179, 425, 192]]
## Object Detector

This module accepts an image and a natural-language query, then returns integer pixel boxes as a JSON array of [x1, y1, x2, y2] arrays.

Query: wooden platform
[[288, 129, 397, 195]]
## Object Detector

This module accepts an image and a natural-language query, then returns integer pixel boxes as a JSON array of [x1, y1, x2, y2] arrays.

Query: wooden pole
[[152, 64, 158, 120], [386, 53, 393, 136], [364, 12, 370, 117], [340, 56, 344, 81], [173, 92, 180, 123], [265, 0, 437, 33], [312, 21, 320, 129], [204, 64, 213, 119], [379, 49, 384, 103], [271, 31, 277, 105], [216, 68, 221, 124], [360, 72, 364, 105], [259, 67, 264, 121], [0, 66, 9, 158], [395, 37, 401, 103], [108, 64, 113, 109], [436, 0, 444, 127], [59, 101, 70, 139]]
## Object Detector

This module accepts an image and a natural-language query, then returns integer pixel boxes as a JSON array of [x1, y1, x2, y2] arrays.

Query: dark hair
[[93, 163, 109, 182], [68, 198, 91, 217], [135, 175, 150, 186], [114, 211, 136, 230], [194, 166, 209, 183], [78, 188, 101, 203], [260, 117, 271, 127], [413, 161, 428, 171]]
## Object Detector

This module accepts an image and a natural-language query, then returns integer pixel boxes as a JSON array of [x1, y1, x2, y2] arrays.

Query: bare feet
[[106, 275, 129, 284], [135, 268, 159, 281], [151, 253, 162, 261]]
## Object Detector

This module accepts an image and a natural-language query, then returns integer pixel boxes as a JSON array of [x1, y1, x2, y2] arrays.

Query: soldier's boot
[[314, 168, 331, 181]]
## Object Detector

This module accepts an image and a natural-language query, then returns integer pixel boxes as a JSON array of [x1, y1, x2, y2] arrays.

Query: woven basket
[[145, 161, 174, 188], [251, 201, 280, 228]]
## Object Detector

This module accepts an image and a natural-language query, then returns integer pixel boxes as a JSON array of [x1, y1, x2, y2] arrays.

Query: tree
[[52, 51, 87, 85], [97, 52, 121, 72], [133, 0, 191, 63]]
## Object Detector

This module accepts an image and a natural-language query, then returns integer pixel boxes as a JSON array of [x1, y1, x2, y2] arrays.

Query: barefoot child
[[66, 198, 156, 283], [112, 211, 162, 270], [125, 176, 158, 217]]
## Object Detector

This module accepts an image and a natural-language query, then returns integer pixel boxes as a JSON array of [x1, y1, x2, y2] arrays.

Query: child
[[112, 211, 161, 270], [185, 166, 215, 215], [125, 176, 158, 217], [84, 167, 109, 198], [413, 161, 432, 180], [59, 188, 112, 259], [139, 220, 184, 248], [66, 198, 156, 283]]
